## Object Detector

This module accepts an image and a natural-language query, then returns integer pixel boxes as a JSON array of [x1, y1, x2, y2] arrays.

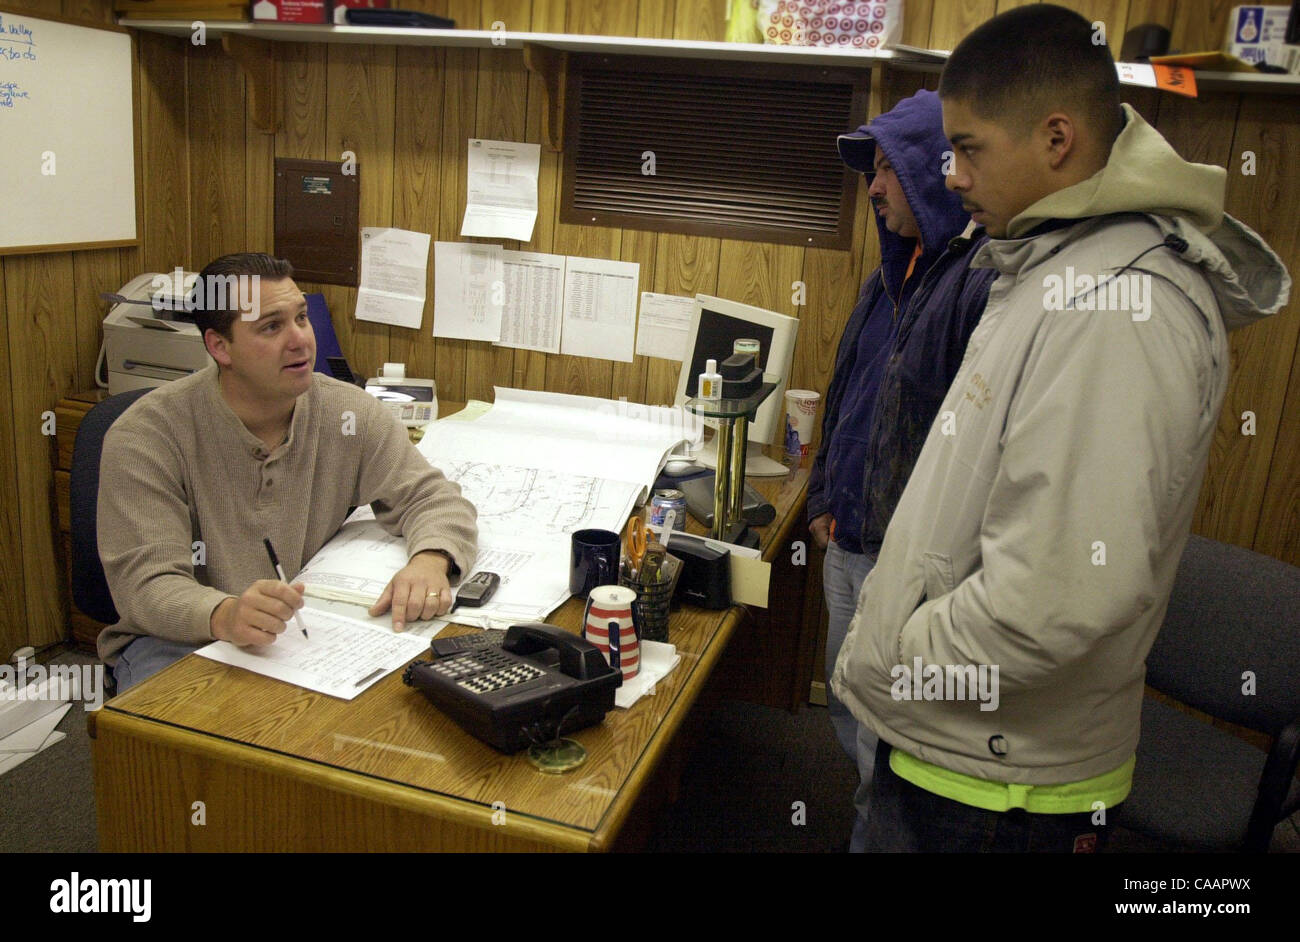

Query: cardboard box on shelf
[[1225, 5, 1300, 72], [251, 0, 329, 24]]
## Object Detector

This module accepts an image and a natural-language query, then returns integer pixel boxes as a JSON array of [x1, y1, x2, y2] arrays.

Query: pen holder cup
[[621, 554, 681, 644]]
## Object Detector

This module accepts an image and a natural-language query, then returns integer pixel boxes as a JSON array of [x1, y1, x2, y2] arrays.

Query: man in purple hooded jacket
[[808, 89, 994, 850]]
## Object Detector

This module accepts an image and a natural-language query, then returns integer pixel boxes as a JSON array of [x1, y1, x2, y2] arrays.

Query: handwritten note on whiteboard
[[196, 607, 429, 699], [0, 11, 137, 252]]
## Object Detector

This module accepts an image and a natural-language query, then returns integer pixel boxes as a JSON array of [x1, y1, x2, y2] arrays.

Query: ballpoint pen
[[263, 537, 309, 639]]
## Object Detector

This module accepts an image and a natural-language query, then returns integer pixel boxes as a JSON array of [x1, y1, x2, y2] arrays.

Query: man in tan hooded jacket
[[832, 5, 1291, 852]]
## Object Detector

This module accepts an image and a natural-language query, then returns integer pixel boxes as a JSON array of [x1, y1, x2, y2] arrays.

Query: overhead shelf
[[123, 19, 1300, 135], [123, 21, 895, 67]]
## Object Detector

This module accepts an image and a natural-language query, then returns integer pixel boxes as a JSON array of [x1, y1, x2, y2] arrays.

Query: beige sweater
[[96, 364, 478, 663]]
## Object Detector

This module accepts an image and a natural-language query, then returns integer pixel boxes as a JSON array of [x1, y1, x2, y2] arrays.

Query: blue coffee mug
[[570, 528, 621, 597]]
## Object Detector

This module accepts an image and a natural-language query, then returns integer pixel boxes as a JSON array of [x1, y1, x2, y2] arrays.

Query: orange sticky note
[[1152, 64, 1198, 98]]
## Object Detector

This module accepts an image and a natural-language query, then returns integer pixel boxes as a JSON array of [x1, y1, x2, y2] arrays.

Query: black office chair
[[70, 387, 152, 626], [1123, 535, 1300, 852]]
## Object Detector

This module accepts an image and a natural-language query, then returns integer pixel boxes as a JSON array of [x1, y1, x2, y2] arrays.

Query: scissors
[[624, 517, 647, 574]]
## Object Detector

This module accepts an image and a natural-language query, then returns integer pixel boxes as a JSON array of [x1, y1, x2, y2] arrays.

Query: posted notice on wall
[[433, 241, 504, 342], [354, 227, 431, 329], [635, 292, 696, 360], [560, 258, 640, 363], [460, 139, 541, 242], [496, 250, 565, 354]]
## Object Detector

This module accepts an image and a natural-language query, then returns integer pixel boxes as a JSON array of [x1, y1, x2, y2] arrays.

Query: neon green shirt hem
[[890, 748, 1135, 814]]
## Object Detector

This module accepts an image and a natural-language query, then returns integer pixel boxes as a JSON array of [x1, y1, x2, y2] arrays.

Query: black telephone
[[402, 623, 620, 753]]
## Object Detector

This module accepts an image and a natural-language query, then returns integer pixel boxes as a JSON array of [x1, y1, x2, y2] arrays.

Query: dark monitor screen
[[683, 309, 775, 397]]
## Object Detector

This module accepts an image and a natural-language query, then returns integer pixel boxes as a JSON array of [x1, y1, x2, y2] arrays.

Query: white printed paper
[[196, 607, 429, 700], [635, 292, 696, 360], [560, 257, 640, 362], [413, 389, 694, 627], [1116, 62, 1158, 88], [296, 390, 695, 632], [433, 241, 504, 341], [297, 514, 407, 606], [496, 250, 565, 353], [461, 139, 541, 242], [355, 227, 431, 329]]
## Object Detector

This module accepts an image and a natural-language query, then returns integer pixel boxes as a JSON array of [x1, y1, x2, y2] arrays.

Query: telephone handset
[[501, 622, 611, 680], [403, 622, 620, 753]]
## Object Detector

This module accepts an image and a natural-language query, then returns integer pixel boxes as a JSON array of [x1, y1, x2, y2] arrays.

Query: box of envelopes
[[251, 0, 328, 23]]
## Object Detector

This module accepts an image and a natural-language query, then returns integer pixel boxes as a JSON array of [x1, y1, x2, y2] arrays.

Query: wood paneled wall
[[0, 0, 187, 657], [1, 0, 1297, 658]]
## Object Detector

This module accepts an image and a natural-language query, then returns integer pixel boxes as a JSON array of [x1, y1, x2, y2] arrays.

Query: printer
[[99, 272, 212, 394]]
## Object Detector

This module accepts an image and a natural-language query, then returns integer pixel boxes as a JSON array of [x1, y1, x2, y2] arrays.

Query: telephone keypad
[[458, 663, 545, 694], [433, 647, 545, 694]]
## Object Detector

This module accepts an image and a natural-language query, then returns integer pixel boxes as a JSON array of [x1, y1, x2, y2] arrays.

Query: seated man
[[97, 253, 478, 692]]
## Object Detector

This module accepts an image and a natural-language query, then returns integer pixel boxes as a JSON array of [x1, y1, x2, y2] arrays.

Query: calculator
[[403, 623, 620, 753], [365, 378, 437, 427]]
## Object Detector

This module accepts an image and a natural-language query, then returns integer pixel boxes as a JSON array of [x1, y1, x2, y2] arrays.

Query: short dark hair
[[939, 4, 1122, 149], [190, 252, 294, 340]]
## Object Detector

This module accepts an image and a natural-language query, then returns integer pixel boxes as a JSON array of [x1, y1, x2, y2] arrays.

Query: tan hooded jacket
[[831, 105, 1291, 784]]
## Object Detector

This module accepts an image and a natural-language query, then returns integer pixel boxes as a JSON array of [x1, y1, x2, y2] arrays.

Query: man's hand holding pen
[[210, 579, 306, 647]]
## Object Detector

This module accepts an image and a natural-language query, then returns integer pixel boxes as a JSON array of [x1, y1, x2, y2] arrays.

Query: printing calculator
[[365, 378, 437, 427], [403, 623, 620, 753]]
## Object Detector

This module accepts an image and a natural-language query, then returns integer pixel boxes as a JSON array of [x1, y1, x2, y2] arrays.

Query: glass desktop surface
[[685, 381, 778, 419], [102, 601, 710, 836]]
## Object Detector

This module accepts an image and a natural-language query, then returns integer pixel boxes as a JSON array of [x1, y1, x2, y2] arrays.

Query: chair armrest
[[1246, 716, 1300, 852]]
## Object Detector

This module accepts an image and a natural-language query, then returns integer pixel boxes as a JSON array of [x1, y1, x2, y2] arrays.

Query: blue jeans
[[861, 739, 1120, 853], [822, 539, 878, 851], [113, 636, 205, 693]]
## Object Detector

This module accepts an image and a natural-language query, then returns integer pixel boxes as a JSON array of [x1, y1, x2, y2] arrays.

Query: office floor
[[2, 646, 1297, 854]]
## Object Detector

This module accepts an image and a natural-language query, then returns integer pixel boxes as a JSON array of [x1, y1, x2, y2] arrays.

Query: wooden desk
[[89, 462, 809, 852]]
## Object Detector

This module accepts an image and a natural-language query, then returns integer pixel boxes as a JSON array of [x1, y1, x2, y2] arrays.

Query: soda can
[[650, 489, 686, 526]]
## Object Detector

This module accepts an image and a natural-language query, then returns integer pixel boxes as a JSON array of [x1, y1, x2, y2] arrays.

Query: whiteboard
[[0, 8, 138, 254]]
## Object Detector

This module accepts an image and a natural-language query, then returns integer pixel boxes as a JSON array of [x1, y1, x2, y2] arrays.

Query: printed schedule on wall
[[0, 8, 137, 253]]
